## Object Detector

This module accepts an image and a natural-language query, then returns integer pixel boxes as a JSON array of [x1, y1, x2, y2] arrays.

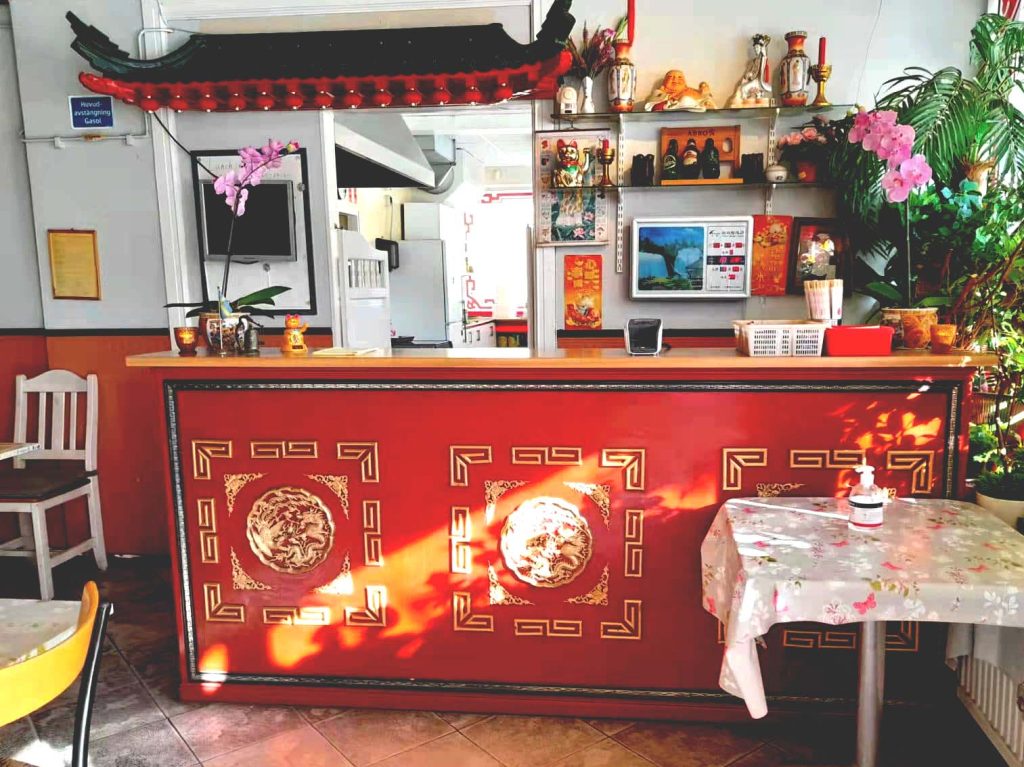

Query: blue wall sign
[[69, 95, 114, 130]]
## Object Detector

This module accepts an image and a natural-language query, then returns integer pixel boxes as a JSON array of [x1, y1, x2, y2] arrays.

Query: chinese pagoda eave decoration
[[68, 3, 574, 114]]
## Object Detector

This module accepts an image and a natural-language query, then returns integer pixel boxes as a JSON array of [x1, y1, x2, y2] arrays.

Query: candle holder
[[597, 146, 616, 187], [173, 326, 199, 356], [810, 64, 832, 108]]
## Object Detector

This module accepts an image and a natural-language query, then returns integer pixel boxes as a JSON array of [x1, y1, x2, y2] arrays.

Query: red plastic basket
[[824, 325, 894, 356]]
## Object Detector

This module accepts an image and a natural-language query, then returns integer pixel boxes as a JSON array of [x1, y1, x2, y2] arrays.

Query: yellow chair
[[0, 582, 113, 767]]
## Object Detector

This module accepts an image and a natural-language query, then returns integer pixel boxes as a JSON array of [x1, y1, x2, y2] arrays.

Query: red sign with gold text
[[563, 254, 602, 329], [751, 215, 792, 296]]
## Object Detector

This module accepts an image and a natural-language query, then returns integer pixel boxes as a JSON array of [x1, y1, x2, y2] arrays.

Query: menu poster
[[563, 254, 602, 329], [750, 215, 792, 296], [48, 229, 101, 300]]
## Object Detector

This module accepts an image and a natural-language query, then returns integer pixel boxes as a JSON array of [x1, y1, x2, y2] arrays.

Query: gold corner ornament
[[500, 496, 593, 588], [600, 599, 642, 640], [450, 445, 492, 486], [488, 565, 534, 605], [600, 448, 646, 490], [452, 592, 494, 632], [564, 482, 612, 527], [886, 450, 935, 494], [192, 440, 232, 480], [230, 547, 271, 591], [315, 552, 354, 596], [203, 582, 245, 623], [246, 486, 335, 574], [721, 448, 768, 491], [565, 564, 609, 606], [484, 479, 527, 523], [337, 442, 380, 483], [307, 474, 350, 519], [345, 586, 387, 627], [223, 472, 265, 516]]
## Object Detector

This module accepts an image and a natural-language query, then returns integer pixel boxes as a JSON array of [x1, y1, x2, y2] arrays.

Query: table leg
[[855, 621, 886, 767]]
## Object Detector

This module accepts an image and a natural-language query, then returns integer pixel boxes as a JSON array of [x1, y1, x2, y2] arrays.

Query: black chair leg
[[70, 603, 113, 767]]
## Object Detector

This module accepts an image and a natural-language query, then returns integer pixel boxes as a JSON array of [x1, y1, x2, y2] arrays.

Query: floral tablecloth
[[0, 598, 80, 668], [700, 497, 1024, 718]]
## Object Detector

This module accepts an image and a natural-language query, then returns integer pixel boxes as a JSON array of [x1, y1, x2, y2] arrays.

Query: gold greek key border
[[307, 474, 349, 519], [263, 606, 331, 625], [192, 440, 232, 480], [782, 622, 920, 652], [601, 449, 646, 491], [197, 498, 218, 564], [511, 446, 582, 465], [450, 446, 492, 487], [624, 509, 643, 578], [345, 586, 387, 627], [789, 449, 866, 469], [337, 442, 380, 483], [230, 548, 270, 591], [721, 448, 768, 491], [224, 472, 264, 516], [600, 600, 642, 640], [362, 500, 383, 566], [250, 440, 318, 459], [452, 592, 494, 632], [203, 583, 245, 623], [886, 450, 935, 494], [514, 618, 583, 637], [450, 506, 472, 574]]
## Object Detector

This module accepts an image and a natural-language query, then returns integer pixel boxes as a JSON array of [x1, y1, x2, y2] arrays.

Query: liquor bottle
[[700, 138, 721, 179], [662, 138, 680, 180], [680, 138, 701, 179]]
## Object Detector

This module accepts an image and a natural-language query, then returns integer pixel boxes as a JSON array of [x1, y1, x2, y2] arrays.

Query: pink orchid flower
[[212, 138, 298, 217], [899, 154, 933, 186], [881, 168, 912, 203], [848, 110, 873, 143], [874, 110, 898, 126]]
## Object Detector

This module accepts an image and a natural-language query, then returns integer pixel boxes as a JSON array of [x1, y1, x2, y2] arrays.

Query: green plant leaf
[[231, 286, 291, 307]]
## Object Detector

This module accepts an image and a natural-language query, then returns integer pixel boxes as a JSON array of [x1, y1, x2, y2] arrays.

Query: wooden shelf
[[549, 181, 835, 192], [550, 104, 856, 124]]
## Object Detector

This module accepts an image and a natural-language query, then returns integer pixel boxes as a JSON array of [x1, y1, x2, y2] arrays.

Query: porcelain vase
[[202, 311, 246, 356], [975, 491, 1024, 528], [880, 307, 937, 350], [608, 42, 637, 113], [780, 31, 811, 106], [580, 76, 596, 114]]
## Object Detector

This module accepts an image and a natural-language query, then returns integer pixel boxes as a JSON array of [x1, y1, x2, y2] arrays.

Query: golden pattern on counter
[[230, 548, 271, 592], [563, 481, 612, 527], [789, 449, 866, 469], [565, 564, 609, 606], [488, 565, 534, 606], [886, 450, 935, 494], [192, 440, 232, 480], [452, 592, 494, 632], [483, 479, 527, 524], [782, 621, 919, 652], [223, 472, 265, 516], [513, 618, 583, 638], [623, 509, 644, 578], [449, 445, 492, 487], [263, 605, 331, 626], [449, 506, 472, 574], [600, 599, 642, 640], [500, 497, 593, 588], [314, 553, 353, 596], [756, 482, 805, 498], [600, 448, 646, 491], [196, 498, 219, 564], [510, 446, 582, 466], [246, 487, 335, 574], [306, 474, 350, 519], [345, 585, 387, 627], [336, 442, 380, 483], [203, 583, 245, 623], [250, 440, 318, 459], [721, 448, 768, 491], [362, 500, 383, 566]]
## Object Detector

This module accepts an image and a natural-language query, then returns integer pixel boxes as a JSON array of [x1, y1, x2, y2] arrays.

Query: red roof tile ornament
[[68, 3, 574, 113]]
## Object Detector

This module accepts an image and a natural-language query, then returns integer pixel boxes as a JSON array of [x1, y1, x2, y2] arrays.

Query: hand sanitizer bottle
[[849, 464, 884, 531]]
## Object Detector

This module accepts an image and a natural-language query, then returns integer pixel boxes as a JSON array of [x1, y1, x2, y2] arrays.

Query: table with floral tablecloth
[[701, 497, 1024, 719], [0, 598, 80, 668]]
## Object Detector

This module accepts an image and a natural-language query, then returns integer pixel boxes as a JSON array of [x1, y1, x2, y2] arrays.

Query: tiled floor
[[0, 556, 1006, 767]]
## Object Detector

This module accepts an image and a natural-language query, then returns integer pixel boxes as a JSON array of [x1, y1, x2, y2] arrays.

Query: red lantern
[[255, 94, 274, 110], [402, 83, 423, 107], [341, 89, 363, 109], [372, 87, 393, 108], [226, 93, 246, 111], [139, 96, 161, 112], [313, 91, 334, 109], [494, 81, 514, 101], [198, 94, 218, 112], [431, 80, 452, 105], [464, 81, 482, 105], [168, 94, 189, 112], [283, 92, 303, 110]]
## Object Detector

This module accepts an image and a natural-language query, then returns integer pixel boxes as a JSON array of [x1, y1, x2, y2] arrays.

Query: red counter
[[128, 348, 993, 721]]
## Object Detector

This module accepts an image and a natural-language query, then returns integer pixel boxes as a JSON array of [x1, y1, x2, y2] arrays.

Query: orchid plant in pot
[[164, 137, 300, 353], [565, 19, 624, 113], [777, 117, 839, 182]]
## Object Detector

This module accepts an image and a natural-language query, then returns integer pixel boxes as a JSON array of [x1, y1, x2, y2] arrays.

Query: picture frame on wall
[[630, 216, 752, 299], [535, 130, 611, 246], [750, 215, 793, 296], [788, 217, 847, 294]]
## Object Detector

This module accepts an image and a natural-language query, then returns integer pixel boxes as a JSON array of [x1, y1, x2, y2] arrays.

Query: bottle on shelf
[[680, 138, 701, 179], [662, 138, 680, 181], [700, 138, 721, 179]]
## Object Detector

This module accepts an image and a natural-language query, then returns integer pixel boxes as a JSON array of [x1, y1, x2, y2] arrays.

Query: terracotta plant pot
[[930, 323, 957, 354], [794, 159, 819, 183], [880, 307, 937, 350], [975, 490, 1024, 528]]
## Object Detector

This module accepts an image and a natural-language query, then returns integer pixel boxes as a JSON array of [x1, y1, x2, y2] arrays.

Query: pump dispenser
[[849, 464, 884, 531]]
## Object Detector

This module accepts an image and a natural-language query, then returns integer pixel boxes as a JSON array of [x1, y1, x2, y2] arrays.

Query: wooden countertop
[[126, 347, 997, 370]]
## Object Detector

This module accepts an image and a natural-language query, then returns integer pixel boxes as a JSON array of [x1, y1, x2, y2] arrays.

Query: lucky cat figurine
[[553, 139, 590, 188], [281, 314, 309, 354]]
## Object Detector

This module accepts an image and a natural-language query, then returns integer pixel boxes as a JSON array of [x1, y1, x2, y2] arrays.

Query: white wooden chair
[[0, 370, 107, 600]]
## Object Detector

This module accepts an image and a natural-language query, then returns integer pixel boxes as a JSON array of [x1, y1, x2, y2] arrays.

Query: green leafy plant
[[165, 286, 291, 319]]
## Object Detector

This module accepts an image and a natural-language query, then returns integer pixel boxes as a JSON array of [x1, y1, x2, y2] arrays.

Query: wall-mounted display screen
[[199, 180, 296, 262]]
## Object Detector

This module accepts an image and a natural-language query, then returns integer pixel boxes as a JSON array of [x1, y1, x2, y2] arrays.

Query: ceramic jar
[[202, 312, 247, 355], [780, 31, 811, 107], [975, 491, 1024, 528], [765, 163, 789, 183], [608, 42, 637, 113], [880, 307, 937, 350]]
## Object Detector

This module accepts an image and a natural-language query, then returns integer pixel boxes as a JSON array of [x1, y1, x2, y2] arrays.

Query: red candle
[[818, 36, 827, 67], [602, 138, 609, 150]]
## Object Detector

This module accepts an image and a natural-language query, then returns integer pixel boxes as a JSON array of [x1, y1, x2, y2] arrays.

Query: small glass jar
[[173, 326, 199, 356]]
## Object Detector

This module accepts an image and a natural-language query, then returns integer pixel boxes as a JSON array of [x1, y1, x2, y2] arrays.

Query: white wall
[[0, 6, 43, 328], [535, 0, 985, 345], [10, 0, 167, 330]]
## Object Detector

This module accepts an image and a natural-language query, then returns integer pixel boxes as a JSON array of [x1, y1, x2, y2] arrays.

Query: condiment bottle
[[849, 464, 885, 531]]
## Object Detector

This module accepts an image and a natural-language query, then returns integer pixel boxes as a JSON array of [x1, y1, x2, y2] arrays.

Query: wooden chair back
[[13, 370, 98, 471]]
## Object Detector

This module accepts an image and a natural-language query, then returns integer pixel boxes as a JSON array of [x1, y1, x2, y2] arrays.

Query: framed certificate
[[47, 229, 101, 300]]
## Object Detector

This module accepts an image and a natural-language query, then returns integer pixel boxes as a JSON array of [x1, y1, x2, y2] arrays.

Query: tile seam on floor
[[169, 705, 307, 763], [534, 729, 613, 767], [605, 733, 658, 765], [87, 716, 199, 766], [335, 711, 456, 766], [721, 739, 773, 767]]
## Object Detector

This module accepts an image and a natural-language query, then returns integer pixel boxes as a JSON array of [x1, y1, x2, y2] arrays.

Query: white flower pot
[[975, 491, 1024, 528]]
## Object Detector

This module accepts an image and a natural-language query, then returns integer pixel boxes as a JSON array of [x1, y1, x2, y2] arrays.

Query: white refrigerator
[[389, 239, 466, 343]]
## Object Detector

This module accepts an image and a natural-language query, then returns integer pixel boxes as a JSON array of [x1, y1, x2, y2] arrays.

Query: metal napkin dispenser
[[624, 318, 663, 356]]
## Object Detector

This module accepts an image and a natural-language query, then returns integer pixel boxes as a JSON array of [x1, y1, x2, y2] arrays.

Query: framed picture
[[788, 217, 847, 294], [631, 216, 752, 299], [535, 130, 611, 246], [659, 125, 741, 185], [48, 229, 101, 300], [750, 215, 793, 296]]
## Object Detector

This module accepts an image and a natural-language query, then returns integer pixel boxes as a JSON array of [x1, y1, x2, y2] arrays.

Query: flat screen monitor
[[199, 180, 296, 262]]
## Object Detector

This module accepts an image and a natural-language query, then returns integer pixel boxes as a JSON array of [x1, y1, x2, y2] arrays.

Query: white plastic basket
[[733, 320, 827, 357]]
